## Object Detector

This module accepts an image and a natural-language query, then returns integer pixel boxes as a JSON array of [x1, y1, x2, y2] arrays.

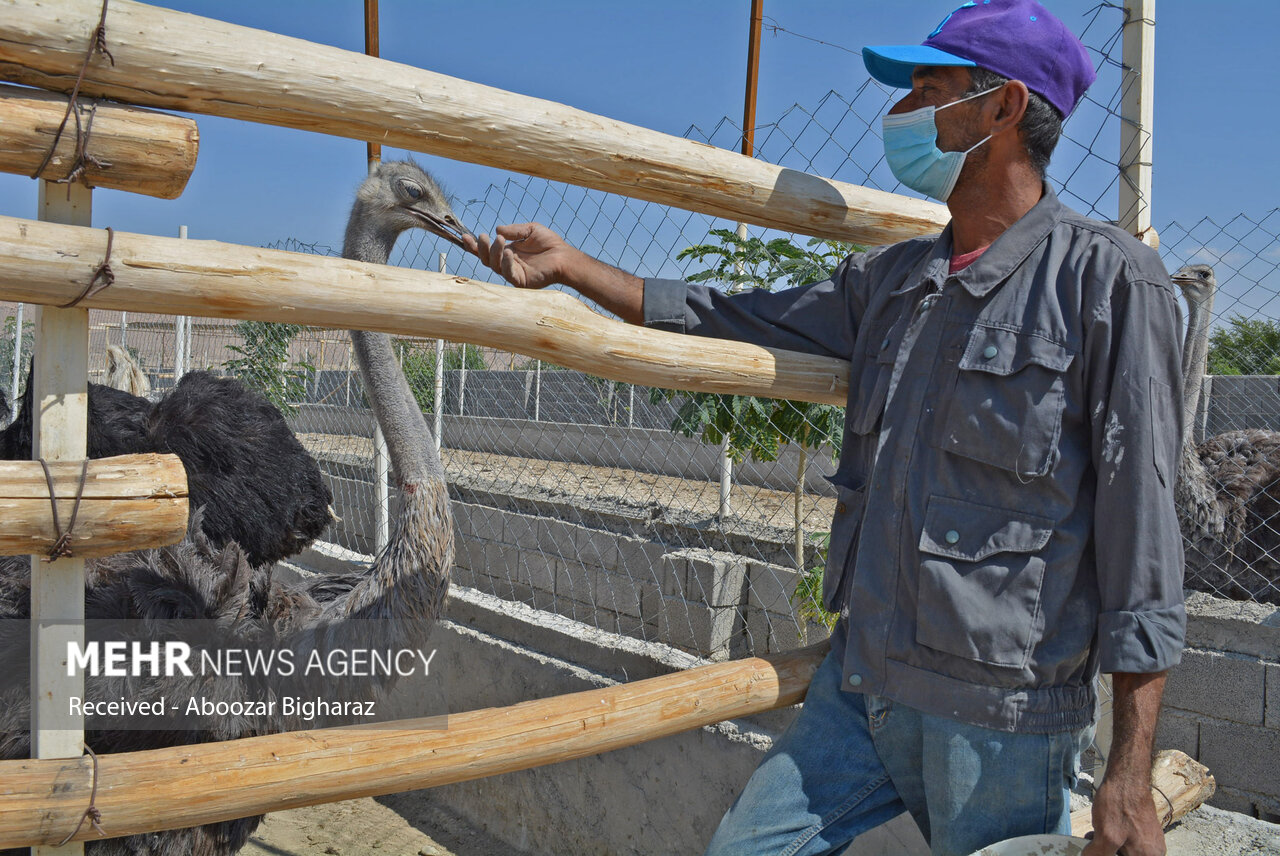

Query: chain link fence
[[5, 5, 1274, 666]]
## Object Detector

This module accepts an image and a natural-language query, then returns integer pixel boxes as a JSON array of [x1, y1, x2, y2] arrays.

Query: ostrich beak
[[408, 207, 474, 250], [1170, 269, 1196, 284]]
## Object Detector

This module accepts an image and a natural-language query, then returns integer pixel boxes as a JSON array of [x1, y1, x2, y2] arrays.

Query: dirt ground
[[242, 793, 511, 856], [298, 432, 838, 541]]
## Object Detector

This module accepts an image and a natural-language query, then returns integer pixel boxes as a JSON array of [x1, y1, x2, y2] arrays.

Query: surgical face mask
[[881, 87, 1000, 201]]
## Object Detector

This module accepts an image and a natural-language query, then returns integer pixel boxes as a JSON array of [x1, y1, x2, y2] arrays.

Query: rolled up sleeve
[[1086, 271, 1187, 674]]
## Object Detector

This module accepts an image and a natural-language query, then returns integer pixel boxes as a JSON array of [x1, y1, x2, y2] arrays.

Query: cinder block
[[463, 502, 507, 541], [1199, 718, 1280, 797], [1154, 709, 1200, 761], [1206, 784, 1261, 816], [1266, 663, 1280, 729], [506, 514, 541, 550], [555, 560, 598, 604], [482, 541, 518, 583], [521, 550, 559, 594], [685, 551, 748, 608], [745, 609, 808, 654], [616, 537, 665, 577], [656, 594, 740, 660], [747, 561, 800, 612], [536, 517, 580, 560], [659, 553, 688, 597], [1164, 649, 1265, 725], [574, 527, 619, 572]]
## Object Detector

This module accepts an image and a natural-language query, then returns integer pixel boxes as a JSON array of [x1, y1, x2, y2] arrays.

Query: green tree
[[223, 321, 314, 414], [1207, 315, 1280, 376], [653, 229, 858, 630], [393, 339, 487, 413]]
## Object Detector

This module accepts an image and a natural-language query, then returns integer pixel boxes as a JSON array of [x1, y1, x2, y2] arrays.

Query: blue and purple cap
[[862, 0, 1097, 118]]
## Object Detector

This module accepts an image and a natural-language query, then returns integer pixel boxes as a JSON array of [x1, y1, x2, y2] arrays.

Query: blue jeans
[[704, 648, 1090, 856]]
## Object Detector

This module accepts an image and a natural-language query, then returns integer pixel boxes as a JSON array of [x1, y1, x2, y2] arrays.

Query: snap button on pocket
[[837, 502, 847, 513], [944, 529, 961, 545], [848, 673, 863, 687], [982, 345, 998, 360], [881, 337, 892, 351]]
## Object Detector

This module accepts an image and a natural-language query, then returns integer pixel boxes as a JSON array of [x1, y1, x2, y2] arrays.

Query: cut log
[[0, 215, 851, 406], [0, 453, 188, 558], [1070, 750, 1216, 836], [0, 0, 949, 246], [0, 643, 827, 848], [0, 83, 198, 198]]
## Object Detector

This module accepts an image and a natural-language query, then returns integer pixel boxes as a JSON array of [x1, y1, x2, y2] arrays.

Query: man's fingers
[[499, 246, 526, 288]]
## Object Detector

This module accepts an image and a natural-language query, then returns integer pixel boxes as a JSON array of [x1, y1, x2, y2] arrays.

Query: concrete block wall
[[1156, 592, 1280, 821], [450, 498, 826, 660]]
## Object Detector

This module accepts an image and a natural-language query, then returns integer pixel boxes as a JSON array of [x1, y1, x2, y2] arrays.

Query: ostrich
[[0, 367, 332, 569], [1173, 262, 1280, 605], [104, 344, 152, 397], [0, 159, 471, 855]]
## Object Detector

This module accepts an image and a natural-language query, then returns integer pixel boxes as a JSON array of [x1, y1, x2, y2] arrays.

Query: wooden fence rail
[[0, 215, 850, 405], [0, 0, 949, 247], [0, 644, 827, 848], [0, 83, 198, 198]]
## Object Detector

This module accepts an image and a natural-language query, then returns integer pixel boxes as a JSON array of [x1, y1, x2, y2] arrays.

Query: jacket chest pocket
[[849, 319, 903, 435], [916, 495, 1054, 669], [931, 325, 1075, 478]]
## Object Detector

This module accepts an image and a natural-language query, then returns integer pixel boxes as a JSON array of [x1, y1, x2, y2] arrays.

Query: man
[[464, 2, 1185, 854]]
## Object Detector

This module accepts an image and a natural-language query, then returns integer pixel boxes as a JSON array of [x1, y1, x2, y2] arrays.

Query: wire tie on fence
[[40, 458, 91, 561], [30, 0, 114, 187], [56, 743, 105, 846], [61, 227, 116, 309], [1153, 782, 1176, 827]]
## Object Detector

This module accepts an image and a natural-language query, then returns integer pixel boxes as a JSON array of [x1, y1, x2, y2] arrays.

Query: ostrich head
[[1171, 263, 1216, 308], [345, 160, 473, 261]]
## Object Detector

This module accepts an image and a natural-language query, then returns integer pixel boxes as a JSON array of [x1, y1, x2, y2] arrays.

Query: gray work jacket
[[643, 186, 1186, 733]]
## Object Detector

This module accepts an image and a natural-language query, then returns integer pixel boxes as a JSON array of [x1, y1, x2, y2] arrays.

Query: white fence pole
[[10, 301, 22, 405], [174, 225, 188, 381], [434, 252, 446, 454]]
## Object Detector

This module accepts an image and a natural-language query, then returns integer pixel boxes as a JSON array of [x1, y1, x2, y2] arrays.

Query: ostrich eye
[[399, 181, 423, 200]]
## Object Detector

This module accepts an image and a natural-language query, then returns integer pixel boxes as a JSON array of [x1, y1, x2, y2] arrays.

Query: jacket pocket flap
[[919, 495, 1053, 562], [959, 327, 1075, 376]]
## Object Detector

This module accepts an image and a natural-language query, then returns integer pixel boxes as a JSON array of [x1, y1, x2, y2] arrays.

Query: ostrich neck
[[317, 205, 453, 628], [343, 208, 444, 487], [1181, 290, 1214, 450]]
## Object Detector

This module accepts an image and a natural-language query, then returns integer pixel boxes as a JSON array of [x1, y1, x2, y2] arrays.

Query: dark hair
[[966, 67, 1064, 178]]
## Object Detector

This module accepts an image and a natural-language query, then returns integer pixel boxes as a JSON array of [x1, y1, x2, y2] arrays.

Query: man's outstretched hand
[[462, 221, 646, 324], [463, 223, 575, 291]]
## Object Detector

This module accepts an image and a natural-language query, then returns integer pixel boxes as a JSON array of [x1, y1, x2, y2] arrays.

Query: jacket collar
[[891, 182, 1066, 299]]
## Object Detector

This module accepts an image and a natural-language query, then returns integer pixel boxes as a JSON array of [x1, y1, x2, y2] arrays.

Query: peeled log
[[1070, 750, 1216, 837], [0, 83, 198, 198], [0, 643, 826, 847], [0, 0, 949, 246], [0, 453, 188, 558], [0, 215, 850, 406]]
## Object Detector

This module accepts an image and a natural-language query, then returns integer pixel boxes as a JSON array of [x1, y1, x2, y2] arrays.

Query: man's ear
[[989, 80, 1030, 135]]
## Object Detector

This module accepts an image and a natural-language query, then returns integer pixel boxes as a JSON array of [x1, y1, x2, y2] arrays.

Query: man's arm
[[464, 223, 645, 324], [1083, 671, 1168, 856]]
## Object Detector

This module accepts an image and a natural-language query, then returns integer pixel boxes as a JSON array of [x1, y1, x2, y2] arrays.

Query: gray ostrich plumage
[[1174, 263, 1280, 605], [0, 160, 469, 855]]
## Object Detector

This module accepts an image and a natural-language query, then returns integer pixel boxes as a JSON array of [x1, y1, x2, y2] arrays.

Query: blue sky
[[1, 1, 1276, 289]]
